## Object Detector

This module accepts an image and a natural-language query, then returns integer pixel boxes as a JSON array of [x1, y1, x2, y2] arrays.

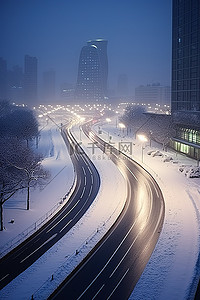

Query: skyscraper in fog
[[171, 0, 200, 159], [0, 57, 7, 99], [43, 69, 55, 103], [75, 39, 108, 103], [24, 55, 37, 104], [117, 74, 128, 97]]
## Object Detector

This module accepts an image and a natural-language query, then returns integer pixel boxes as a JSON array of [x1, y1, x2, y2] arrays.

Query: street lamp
[[79, 117, 85, 141], [106, 118, 112, 141], [119, 122, 126, 136], [106, 118, 111, 123], [137, 134, 148, 163]]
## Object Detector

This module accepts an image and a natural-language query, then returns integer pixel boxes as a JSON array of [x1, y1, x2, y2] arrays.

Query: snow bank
[[0, 121, 127, 300], [0, 120, 74, 256], [1, 113, 200, 300], [95, 118, 200, 300]]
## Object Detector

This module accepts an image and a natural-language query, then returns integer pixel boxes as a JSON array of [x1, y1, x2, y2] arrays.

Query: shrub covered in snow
[[152, 150, 164, 157], [163, 155, 173, 162], [186, 167, 200, 178], [179, 165, 200, 178]]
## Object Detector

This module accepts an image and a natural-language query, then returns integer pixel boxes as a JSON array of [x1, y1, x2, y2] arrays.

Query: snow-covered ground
[[0, 119, 74, 255], [1, 112, 200, 300], [0, 117, 127, 300], [96, 118, 200, 300]]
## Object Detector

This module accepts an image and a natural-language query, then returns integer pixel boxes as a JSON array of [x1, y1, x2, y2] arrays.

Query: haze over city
[[1, 1, 200, 300], [1, 0, 171, 95]]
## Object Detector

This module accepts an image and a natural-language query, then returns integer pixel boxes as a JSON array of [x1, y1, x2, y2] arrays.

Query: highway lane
[[0, 125, 100, 290], [50, 123, 165, 300]]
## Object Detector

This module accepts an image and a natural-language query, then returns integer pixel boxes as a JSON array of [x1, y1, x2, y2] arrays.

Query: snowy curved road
[[0, 125, 100, 290], [50, 123, 165, 300]]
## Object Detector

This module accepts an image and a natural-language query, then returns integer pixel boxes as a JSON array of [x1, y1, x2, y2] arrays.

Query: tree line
[[0, 101, 49, 231], [120, 105, 176, 151]]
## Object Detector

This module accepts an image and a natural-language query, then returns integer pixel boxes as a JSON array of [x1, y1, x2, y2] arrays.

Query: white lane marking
[[80, 187, 86, 199], [46, 200, 80, 233], [75, 154, 79, 161], [20, 233, 57, 263], [112, 152, 138, 181], [88, 167, 92, 175], [107, 268, 129, 300], [84, 176, 87, 185], [123, 164, 138, 181], [82, 166, 86, 175], [109, 259, 123, 278], [92, 284, 105, 300], [0, 273, 9, 282], [34, 238, 41, 244], [76, 201, 142, 299], [59, 219, 72, 233], [88, 185, 93, 198], [91, 174, 94, 184], [154, 185, 160, 198], [82, 155, 89, 167], [109, 237, 135, 279]]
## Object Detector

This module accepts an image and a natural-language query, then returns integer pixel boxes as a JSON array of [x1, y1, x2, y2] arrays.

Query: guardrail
[[0, 174, 77, 259], [31, 181, 125, 300], [0, 123, 77, 259]]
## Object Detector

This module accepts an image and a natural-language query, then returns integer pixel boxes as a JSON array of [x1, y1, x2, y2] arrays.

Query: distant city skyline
[[24, 55, 37, 103], [1, 0, 172, 96]]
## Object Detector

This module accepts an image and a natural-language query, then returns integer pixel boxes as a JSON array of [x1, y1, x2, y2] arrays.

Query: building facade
[[171, 0, 200, 159], [117, 74, 128, 97], [24, 55, 37, 104], [42, 69, 55, 103], [75, 39, 108, 103], [135, 83, 171, 105]]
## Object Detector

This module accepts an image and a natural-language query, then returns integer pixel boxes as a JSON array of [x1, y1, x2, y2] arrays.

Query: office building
[[135, 83, 171, 105], [171, 0, 200, 159], [24, 55, 37, 104], [42, 69, 55, 103], [117, 74, 128, 97], [75, 39, 108, 103], [60, 83, 75, 102]]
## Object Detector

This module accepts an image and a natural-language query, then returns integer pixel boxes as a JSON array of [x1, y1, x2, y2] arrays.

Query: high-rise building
[[117, 74, 128, 97], [75, 39, 108, 103], [135, 83, 171, 105], [24, 55, 37, 104], [42, 69, 55, 103], [60, 82, 75, 101], [0, 57, 7, 100], [171, 0, 200, 159]]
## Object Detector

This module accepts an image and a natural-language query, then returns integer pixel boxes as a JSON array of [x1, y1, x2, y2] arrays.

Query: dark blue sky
[[1, 0, 172, 94]]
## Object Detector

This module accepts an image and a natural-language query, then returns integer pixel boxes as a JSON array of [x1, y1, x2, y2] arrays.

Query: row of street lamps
[[106, 118, 148, 163]]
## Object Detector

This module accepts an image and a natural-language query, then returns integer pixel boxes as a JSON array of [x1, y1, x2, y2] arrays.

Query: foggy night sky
[[1, 0, 172, 94]]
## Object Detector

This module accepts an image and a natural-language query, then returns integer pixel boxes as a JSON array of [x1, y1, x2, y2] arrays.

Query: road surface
[[0, 124, 100, 290], [49, 122, 165, 300]]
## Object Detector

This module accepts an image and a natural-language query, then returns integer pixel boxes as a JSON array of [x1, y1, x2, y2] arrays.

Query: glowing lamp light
[[137, 134, 148, 142], [119, 122, 126, 129]]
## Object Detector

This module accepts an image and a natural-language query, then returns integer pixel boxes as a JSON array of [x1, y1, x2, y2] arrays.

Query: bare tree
[[120, 105, 147, 135], [14, 151, 50, 210], [0, 101, 39, 146], [0, 138, 25, 230], [120, 104, 176, 150], [0, 138, 50, 230]]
